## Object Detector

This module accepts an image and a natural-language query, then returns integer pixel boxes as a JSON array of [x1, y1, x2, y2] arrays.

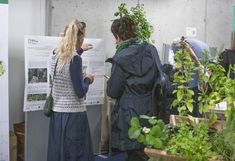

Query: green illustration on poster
[[0, 60, 5, 76], [0, 0, 8, 4]]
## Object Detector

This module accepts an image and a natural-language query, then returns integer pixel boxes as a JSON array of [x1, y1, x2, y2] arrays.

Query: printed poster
[[24, 36, 105, 111]]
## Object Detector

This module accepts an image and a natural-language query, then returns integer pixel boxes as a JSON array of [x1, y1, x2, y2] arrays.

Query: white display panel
[[24, 36, 105, 111], [0, 3, 9, 161]]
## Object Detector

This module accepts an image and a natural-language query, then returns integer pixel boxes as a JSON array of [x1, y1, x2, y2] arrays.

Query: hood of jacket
[[106, 42, 155, 77]]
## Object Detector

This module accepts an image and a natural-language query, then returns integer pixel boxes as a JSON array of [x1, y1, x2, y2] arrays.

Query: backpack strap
[[149, 44, 168, 120], [150, 45, 166, 93]]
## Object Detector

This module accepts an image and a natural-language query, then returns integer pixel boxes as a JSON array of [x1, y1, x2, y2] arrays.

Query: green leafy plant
[[114, 3, 154, 43], [209, 65, 235, 161], [210, 132, 233, 161], [168, 123, 216, 161], [172, 47, 196, 115], [223, 65, 235, 160], [197, 53, 226, 117], [128, 115, 168, 150], [0, 60, 5, 76], [172, 46, 226, 124]]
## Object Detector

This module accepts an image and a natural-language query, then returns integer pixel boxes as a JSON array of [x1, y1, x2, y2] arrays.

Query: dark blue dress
[[47, 50, 94, 161]]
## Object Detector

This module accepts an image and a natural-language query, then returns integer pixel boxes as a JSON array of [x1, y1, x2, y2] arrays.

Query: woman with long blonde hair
[[47, 19, 94, 161]]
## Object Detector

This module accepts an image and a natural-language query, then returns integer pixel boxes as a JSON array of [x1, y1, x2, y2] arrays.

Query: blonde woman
[[47, 20, 94, 161]]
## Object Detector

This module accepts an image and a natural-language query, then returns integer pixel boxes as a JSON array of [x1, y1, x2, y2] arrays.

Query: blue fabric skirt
[[47, 111, 94, 161]]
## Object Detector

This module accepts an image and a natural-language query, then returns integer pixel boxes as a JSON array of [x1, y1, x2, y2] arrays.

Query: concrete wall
[[8, 0, 46, 129], [48, 0, 235, 60], [206, 0, 235, 48], [48, 0, 139, 59]]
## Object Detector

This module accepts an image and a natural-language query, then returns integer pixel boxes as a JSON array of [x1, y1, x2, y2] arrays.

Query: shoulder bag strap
[[49, 57, 59, 96]]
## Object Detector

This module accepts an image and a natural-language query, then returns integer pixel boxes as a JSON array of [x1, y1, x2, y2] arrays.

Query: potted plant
[[128, 115, 220, 161], [170, 45, 227, 130], [114, 3, 154, 43], [128, 115, 182, 161]]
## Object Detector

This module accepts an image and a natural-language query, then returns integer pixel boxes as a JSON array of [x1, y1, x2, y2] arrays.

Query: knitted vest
[[50, 54, 86, 112]]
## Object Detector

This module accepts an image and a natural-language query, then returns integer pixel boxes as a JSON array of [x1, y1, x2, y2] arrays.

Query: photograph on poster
[[0, 60, 5, 76], [28, 68, 47, 83], [27, 93, 47, 101]]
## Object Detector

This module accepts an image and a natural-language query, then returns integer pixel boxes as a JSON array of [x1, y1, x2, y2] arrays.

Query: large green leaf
[[172, 99, 179, 107], [128, 127, 141, 139], [137, 134, 145, 143], [188, 90, 194, 96], [130, 117, 140, 128], [150, 125, 161, 137], [177, 90, 184, 101], [186, 101, 193, 113], [153, 138, 163, 149], [146, 134, 156, 145], [158, 120, 165, 130], [139, 115, 150, 119], [150, 125, 163, 138], [148, 118, 158, 125], [146, 135, 163, 149]]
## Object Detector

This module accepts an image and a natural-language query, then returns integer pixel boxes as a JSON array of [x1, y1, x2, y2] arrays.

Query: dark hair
[[111, 17, 136, 41]]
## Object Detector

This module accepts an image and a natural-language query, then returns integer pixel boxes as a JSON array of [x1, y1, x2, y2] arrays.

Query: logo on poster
[[28, 39, 39, 45]]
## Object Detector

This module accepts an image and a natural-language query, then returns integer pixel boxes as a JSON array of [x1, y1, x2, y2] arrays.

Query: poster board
[[0, 1, 9, 161], [24, 36, 105, 111]]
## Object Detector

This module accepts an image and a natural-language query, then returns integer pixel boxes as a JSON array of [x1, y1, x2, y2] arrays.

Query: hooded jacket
[[106, 41, 159, 151], [219, 49, 235, 79]]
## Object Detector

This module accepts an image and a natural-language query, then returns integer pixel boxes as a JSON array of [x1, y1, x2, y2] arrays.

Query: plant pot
[[144, 148, 185, 161], [169, 115, 225, 131]]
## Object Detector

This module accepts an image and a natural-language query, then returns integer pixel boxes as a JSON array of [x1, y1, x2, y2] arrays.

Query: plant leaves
[[150, 125, 161, 137], [186, 101, 193, 113], [153, 138, 163, 149], [177, 90, 184, 101], [128, 127, 141, 139], [208, 112, 217, 126], [130, 117, 140, 128], [148, 118, 158, 125], [158, 120, 165, 130], [139, 115, 150, 119], [137, 134, 145, 143]]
